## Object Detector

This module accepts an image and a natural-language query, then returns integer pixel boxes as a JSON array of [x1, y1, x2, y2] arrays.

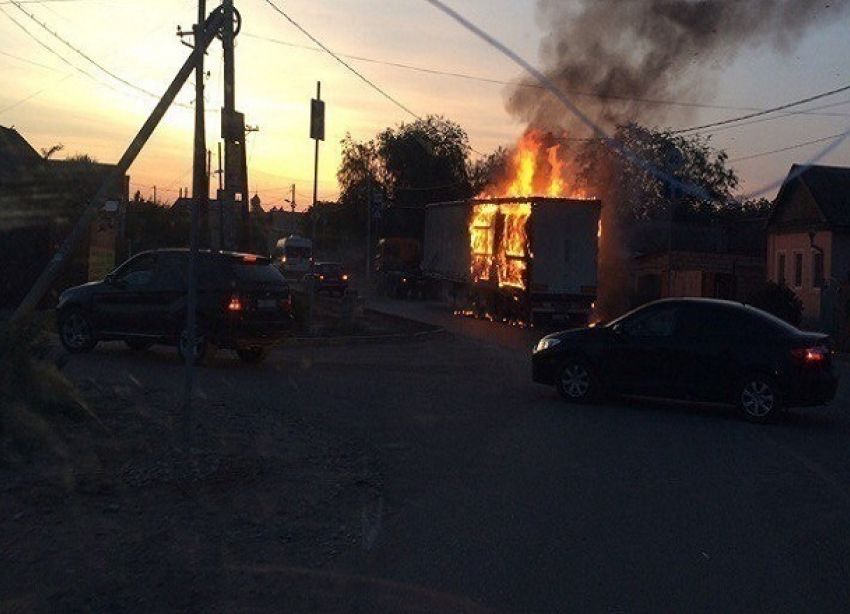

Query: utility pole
[[179, 0, 208, 445], [221, 0, 249, 252]]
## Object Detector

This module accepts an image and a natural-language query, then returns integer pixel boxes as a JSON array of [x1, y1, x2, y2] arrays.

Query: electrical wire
[[7, 0, 196, 109], [0, 72, 72, 115], [259, 0, 421, 120], [730, 131, 850, 163], [246, 32, 850, 118], [11, 1, 165, 99], [673, 83, 850, 135]]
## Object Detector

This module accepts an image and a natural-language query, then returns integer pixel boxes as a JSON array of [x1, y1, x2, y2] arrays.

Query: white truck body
[[422, 197, 601, 325]]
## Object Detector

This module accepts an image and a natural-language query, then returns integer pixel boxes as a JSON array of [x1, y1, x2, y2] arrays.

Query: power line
[[246, 32, 850, 120], [10, 1, 166, 100], [730, 131, 850, 163], [6, 1, 196, 109], [0, 48, 61, 70], [0, 72, 72, 115], [259, 0, 421, 120], [674, 83, 850, 135]]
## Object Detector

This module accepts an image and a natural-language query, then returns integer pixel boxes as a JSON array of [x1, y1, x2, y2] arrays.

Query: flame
[[480, 130, 586, 200], [469, 201, 532, 289]]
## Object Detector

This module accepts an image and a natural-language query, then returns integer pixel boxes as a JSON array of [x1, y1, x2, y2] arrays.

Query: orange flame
[[469, 201, 532, 289], [480, 130, 585, 200]]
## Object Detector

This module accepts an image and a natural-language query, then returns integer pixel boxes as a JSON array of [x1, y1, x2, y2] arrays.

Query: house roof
[[769, 164, 850, 230], [0, 125, 42, 180]]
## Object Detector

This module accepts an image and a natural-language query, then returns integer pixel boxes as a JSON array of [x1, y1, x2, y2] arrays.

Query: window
[[793, 252, 803, 288], [113, 253, 156, 289], [776, 252, 786, 285], [812, 250, 824, 289], [619, 304, 678, 338]]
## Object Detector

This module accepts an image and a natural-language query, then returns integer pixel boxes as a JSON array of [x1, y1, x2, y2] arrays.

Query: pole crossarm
[[12, 7, 228, 321]]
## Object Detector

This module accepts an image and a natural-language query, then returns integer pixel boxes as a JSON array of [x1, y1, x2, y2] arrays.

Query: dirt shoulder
[[0, 309, 434, 613]]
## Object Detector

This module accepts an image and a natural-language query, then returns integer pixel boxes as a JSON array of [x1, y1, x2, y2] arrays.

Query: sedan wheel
[[739, 376, 781, 423], [556, 359, 597, 403], [59, 309, 97, 353]]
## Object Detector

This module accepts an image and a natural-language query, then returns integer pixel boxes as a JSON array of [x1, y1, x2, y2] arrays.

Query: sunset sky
[[2, 0, 849, 210]]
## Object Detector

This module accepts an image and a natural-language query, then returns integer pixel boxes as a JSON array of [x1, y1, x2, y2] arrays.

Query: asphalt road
[[57, 299, 850, 613], [354, 297, 850, 613]]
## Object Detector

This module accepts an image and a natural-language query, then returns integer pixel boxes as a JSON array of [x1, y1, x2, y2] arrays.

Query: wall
[[767, 231, 831, 325]]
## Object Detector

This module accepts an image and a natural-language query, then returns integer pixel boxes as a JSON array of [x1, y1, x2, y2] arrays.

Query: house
[[0, 125, 128, 307], [766, 164, 850, 328], [627, 218, 767, 306]]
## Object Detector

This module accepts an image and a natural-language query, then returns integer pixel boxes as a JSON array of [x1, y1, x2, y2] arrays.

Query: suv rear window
[[232, 260, 287, 284]]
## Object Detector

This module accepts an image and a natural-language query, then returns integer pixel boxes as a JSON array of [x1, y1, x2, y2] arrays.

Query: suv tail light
[[791, 345, 830, 364], [279, 294, 292, 312], [227, 294, 244, 312]]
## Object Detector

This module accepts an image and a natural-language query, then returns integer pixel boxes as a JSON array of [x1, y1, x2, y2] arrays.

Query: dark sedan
[[305, 262, 349, 296], [532, 297, 838, 422]]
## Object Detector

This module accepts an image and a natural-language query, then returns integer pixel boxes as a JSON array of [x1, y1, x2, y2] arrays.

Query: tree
[[337, 115, 476, 239], [576, 123, 740, 224]]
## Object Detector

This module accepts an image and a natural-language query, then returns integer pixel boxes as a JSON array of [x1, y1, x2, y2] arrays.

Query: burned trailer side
[[421, 197, 601, 326]]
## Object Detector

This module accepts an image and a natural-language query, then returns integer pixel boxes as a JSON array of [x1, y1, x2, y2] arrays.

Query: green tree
[[576, 123, 740, 223], [337, 115, 477, 239]]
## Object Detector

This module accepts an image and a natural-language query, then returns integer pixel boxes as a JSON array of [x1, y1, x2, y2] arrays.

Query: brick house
[[766, 164, 850, 328]]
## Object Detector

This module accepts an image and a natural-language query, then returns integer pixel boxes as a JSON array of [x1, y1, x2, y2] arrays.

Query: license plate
[[258, 299, 276, 310]]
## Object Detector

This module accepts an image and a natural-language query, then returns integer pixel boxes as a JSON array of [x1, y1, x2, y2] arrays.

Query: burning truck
[[421, 196, 601, 327]]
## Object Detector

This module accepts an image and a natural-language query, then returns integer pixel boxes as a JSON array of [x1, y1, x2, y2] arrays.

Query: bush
[[747, 281, 803, 327], [0, 318, 96, 467]]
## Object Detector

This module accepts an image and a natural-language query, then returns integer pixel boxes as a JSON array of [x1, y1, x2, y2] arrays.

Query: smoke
[[507, 0, 850, 132]]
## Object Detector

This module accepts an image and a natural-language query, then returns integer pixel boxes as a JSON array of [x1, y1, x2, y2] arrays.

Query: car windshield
[[5, 2, 849, 612]]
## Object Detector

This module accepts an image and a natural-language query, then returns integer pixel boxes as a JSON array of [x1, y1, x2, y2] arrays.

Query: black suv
[[57, 249, 293, 363]]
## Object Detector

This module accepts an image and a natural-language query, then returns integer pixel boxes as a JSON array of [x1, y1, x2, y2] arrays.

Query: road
[[50, 298, 850, 613]]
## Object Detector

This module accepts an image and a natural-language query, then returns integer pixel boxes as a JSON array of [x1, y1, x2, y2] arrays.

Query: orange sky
[[2, 0, 848, 210]]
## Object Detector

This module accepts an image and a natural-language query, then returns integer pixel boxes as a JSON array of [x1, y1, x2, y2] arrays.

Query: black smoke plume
[[508, 0, 850, 131]]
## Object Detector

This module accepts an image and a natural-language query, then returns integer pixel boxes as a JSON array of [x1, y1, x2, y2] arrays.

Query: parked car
[[305, 261, 349, 296], [56, 249, 294, 363], [532, 297, 839, 422]]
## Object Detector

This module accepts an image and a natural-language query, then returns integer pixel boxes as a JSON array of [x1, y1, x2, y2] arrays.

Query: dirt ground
[[0, 308, 441, 613]]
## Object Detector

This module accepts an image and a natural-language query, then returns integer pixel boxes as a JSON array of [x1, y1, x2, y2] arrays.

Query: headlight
[[533, 337, 561, 353]]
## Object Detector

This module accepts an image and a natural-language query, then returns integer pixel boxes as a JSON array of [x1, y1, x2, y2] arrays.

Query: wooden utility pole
[[221, 0, 250, 252]]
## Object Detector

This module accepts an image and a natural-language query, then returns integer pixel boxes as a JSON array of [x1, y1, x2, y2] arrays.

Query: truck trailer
[[421, 197, 601, 326]]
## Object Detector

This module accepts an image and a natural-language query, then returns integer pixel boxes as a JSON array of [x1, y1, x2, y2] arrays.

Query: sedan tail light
[[791, 345, 830, 364]]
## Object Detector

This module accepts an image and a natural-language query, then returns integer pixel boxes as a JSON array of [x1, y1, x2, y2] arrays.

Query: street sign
[[310, 98, 325, 141]]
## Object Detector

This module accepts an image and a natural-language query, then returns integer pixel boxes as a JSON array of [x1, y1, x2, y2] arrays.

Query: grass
[[0, 315, 98, 471]]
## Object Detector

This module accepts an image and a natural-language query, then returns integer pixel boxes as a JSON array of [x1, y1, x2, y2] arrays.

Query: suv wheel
[[59, 308, 97, 353], [178, 325, 209, 364], [236, 347, 268, 364]]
